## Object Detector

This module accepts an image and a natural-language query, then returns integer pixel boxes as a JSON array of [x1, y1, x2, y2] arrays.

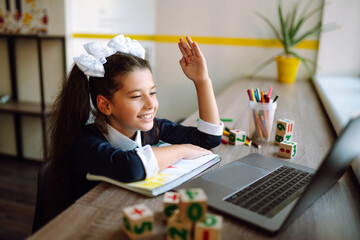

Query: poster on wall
[[0, 0, 48, 34]]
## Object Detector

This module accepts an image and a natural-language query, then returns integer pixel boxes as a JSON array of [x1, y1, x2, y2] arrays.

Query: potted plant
[[251, 0, 336, 83]]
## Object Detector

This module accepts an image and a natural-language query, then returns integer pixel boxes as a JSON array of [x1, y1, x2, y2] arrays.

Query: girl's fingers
[[192, 41, 203, 58], [178, 42, 188, 58], [179, 37, 192, 57], [185, 36, 195, 55], [186, 36, 193, 45], [179, 36, 204, 60]]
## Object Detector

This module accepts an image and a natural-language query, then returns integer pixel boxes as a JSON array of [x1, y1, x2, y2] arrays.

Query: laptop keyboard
[[224, 166, 314, 218]]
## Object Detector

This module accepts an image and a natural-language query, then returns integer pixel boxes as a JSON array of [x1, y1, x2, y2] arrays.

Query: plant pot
[[275, 56, 300, 83]]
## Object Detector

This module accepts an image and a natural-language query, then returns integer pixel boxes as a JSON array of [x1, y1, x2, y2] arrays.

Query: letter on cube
[[122, 203, 154, 239], [229, 129, 246, 145], [163, 192, 180, 219]]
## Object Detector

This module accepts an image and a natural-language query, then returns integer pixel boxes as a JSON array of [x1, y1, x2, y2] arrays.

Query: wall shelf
[[0, 34, 66, 161], [0, 102, 53, 117]]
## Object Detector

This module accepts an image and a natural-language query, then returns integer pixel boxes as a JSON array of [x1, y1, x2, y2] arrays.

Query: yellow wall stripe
[[72, 33, 318, 50]]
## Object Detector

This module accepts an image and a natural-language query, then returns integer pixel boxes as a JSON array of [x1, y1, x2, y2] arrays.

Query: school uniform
[[69, 118, 223, 201]]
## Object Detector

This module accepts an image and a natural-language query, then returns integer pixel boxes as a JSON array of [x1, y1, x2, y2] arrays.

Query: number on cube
[[275, 119, 294, 144], [167, 209, 192, 240], [178, 188, 208, 222], [194, 213, 223, 240], [278, 141, 297, 159]]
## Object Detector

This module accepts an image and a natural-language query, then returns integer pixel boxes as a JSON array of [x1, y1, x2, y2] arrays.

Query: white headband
[[73, 34, 146, 78]]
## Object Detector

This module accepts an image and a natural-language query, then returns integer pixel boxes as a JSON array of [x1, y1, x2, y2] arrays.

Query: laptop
[[177, 114, 360, 233]]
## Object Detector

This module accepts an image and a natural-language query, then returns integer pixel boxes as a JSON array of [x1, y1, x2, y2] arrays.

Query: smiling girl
[[48, 35, 223, 202]]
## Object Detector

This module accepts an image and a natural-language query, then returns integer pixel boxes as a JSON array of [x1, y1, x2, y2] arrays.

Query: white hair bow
[[73, 34, 146, 78]]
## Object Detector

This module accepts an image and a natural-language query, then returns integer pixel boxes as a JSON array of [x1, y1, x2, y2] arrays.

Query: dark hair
[[48, 53, 152, 165]]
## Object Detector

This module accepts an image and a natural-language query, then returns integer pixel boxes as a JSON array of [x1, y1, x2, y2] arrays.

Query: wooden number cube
[[194, 213, 223, 240], [163, 192, 180, 219], [167, 209, 192, 240], [229, 129, 246, 145], [275, 119, 294, 144], [178, 188, 207, 222], [275, 119, 294, 135], [275, 132, 293, 145], [122, 203, 154, 239], [278, 141, 297, 159]]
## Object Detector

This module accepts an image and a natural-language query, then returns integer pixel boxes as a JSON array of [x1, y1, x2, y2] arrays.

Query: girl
[[49, 35, 223, 202]]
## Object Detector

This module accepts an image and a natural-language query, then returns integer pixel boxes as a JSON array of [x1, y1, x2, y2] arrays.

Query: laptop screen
[[283, 114, 360, 228]]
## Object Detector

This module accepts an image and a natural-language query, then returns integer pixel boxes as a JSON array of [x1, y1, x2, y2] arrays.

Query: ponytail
[[48, 64, 91, 165]]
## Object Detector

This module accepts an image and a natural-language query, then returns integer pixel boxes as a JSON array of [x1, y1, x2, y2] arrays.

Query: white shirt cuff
[[197, 118, 224, 136], [135, 145, 159, 179]]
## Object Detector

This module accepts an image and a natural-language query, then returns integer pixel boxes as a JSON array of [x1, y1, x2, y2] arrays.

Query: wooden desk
[[29, 78, 360, 240]]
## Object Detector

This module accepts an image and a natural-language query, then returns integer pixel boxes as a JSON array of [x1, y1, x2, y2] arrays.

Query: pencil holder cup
[[249, 101, 277, 142]]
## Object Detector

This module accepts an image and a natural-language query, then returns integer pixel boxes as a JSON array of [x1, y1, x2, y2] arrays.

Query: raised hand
[[178, 36, 209, 83], [178, 36, 220, 126]]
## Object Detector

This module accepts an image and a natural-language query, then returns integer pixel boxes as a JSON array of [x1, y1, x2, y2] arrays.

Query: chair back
[[32, 160, 73, 233]]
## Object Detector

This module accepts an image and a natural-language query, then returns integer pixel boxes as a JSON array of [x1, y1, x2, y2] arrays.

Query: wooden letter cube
[[275, 119, 295, 135], [163, 192, 180, 219], [122, 203, 154, 239], [221, 135, 229, 144], [274, 132, 293, 145], [167, 209, 192, 240], [278, 141, 297, 159], [194, 213, 223, 240], [178, 188, 207, 222], [229, 129, 246, 145]]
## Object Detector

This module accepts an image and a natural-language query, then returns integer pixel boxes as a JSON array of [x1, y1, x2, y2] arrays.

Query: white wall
[[65, 0, 157, 71], [65, 0, 322, 122], [155, 0, 321, 121], [316, 0, 360, 76]]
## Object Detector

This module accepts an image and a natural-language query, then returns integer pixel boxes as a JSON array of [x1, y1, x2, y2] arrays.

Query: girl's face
[[108, 69, 158, 139]]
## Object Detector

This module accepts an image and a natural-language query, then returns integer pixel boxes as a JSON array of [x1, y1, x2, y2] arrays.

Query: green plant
[[251, 0, 336, 80]]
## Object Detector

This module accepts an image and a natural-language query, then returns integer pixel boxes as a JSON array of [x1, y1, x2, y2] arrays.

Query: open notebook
[[86, 147, 220, 197]]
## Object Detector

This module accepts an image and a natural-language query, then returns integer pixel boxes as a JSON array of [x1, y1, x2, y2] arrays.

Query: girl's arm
[[149, 37, 221, 173], [178, 36, 220, 126], [152, 144, 212, 171]]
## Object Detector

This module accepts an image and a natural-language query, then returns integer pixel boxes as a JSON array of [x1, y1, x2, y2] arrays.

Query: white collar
[[105, 124, 142, 150]]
